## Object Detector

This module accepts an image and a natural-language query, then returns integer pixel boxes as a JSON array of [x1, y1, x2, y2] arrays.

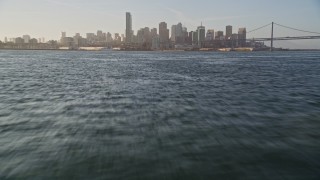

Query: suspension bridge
[[247, 22, 320, 51]]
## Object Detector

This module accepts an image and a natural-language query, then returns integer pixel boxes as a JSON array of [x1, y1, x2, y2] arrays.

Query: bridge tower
[[270, 22, 274, 51]]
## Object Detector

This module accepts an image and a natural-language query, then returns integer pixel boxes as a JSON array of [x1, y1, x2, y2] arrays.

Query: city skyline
[[1, 0, 320, 48], [1, 13, 268, 51]]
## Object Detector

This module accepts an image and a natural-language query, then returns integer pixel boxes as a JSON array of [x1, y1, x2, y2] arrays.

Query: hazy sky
[[1, 0, 320, 48]]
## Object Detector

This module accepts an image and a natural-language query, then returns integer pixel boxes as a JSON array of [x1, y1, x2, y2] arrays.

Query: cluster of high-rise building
[[124, 12, 250, 50], [1, 12, 264, 51]]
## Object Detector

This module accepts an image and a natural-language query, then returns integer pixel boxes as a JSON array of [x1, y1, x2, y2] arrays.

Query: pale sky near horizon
[[0, 0, 320, 48]]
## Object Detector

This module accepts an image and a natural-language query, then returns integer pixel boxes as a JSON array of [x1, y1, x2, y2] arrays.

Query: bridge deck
[[249, 36, 320, 41]]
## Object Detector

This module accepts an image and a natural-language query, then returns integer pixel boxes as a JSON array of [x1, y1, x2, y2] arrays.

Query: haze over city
[[0, 0, 320, 49]]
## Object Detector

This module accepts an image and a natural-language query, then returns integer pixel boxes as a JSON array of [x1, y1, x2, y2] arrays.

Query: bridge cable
[[247, 23, 272, 34], [274, 23, 320, 35]]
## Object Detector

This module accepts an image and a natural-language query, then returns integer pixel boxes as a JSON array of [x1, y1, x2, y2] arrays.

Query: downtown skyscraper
[[126, 12, 132, 44], [226, 25, 232, 39], [197, 24, 205, 48], [159, 22, 169, 49], [238, 28, 247, 47]]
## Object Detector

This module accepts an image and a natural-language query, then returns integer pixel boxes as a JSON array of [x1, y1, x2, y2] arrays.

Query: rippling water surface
[[0, 50, 320, 179]]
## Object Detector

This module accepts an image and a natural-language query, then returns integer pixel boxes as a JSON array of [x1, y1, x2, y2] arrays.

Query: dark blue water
[[0, 50, 320, 179]]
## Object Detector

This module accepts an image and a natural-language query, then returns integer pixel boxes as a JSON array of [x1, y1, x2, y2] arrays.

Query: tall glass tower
[[197, 24, 205, 48], [226, 25, 233, 39], [126, 12, 132, 44]]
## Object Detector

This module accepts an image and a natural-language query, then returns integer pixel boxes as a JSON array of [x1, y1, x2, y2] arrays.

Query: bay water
[[0, 50, 319, 179]]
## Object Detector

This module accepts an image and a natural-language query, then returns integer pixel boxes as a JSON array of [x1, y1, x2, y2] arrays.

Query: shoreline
[[0, 48, 320, 52]]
